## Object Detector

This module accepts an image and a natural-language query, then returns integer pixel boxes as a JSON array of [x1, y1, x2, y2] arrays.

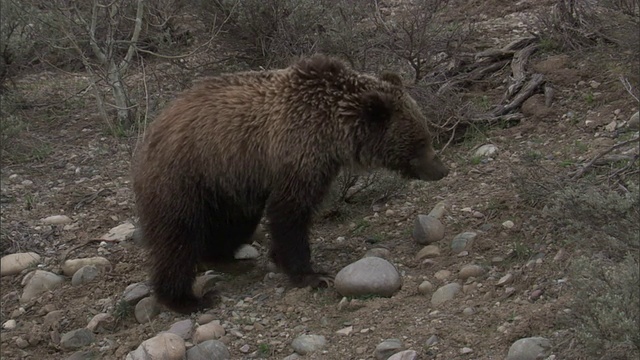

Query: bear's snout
[[411, 153, 449, 181], [426, 155, 449, 181]]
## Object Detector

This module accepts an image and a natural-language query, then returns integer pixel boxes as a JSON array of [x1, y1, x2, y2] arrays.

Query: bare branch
[[492, 73, 545, 116], [88, 0, 107, 63], [571, 136, 640, 180], [619, 75, 639, 102], [120, 0, 145, 71]]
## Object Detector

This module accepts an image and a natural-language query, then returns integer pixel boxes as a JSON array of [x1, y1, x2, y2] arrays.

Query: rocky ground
[[1, 1, 639, 359]]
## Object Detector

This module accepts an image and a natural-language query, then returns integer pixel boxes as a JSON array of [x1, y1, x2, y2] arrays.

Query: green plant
[[486, 198, 508, 212], [574, 140, 588, 153], [538, 37, 560, 53], [460, 124, 490, 149], [24, 193, 35, 211], [257, 343, 271, 357], [350, 219, 371, 235], [583, 91, 595, 105], [571, 254, 640, 356], [367, 233, 383, 244], [511, 240, 532, 260], [469, 155, 482, 165], [30, 142, 52, 162], [113, 299, 133, 321], [474, 95, 491, 111], [522, 150, 543, 163], [559, 159, 574, 167]]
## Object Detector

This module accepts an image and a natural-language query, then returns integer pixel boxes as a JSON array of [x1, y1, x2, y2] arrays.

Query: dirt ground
[[1, 1, 638, 359]]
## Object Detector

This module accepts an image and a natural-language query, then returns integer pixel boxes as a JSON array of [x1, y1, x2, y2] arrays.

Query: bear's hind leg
[[146, 226, 206, 314], [197, 197, 265, 264]]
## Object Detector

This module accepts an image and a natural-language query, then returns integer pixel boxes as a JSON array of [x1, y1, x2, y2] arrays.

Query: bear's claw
[[294, 272, 335, 289]]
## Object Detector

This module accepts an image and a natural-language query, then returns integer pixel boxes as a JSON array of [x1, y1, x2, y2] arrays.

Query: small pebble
[[418, 281, 434, 294], [2, 319, 17, 330], [388, 350, 418, 360], [497, 273, 514, 286], [463, 307, 475, 316], [374, 339, 404, 360]]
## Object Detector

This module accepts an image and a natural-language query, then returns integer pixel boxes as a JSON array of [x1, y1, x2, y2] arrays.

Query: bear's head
[[357, 71, 449, 182]]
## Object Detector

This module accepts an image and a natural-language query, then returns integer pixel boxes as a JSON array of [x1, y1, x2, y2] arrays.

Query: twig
[[61, 238, 120, 261], [74, 188, 112, 210], [471, 112, 525, 123], [544, 83, 555, 107], [619, 76, 639, 103], [609, 154, 639, 178], [439, 118, 460, 153], [571, 136, 640, 180]]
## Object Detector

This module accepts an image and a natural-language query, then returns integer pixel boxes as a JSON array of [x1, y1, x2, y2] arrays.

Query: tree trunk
[[108, 61, 133, 129]]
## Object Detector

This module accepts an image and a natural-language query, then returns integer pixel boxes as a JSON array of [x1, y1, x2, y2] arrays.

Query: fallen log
[[492, 73, 545, 116], [502, 44, 539, 102]]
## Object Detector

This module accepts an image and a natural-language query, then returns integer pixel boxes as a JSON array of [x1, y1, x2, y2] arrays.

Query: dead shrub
[[199, 0, 376, 68], [7, 0, 194, 72], [372, 0, 476, 84], [0, 0, 37, 89], [322, 170, 409, 220], [535, 0, 639, 53]]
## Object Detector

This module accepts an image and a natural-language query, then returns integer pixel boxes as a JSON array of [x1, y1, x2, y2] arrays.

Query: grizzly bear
[[131, 54, 449, 314]]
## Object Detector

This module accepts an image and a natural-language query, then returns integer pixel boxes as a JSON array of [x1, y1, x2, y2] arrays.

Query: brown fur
[[131, 54, 449, 314]]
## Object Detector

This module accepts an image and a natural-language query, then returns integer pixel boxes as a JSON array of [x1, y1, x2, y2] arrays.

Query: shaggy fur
[[131, 54, 449, 314]]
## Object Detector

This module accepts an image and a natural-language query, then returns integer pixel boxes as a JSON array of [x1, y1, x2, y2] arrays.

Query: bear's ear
[[361, 90, 394, 123], [379, 72, 403, 87]]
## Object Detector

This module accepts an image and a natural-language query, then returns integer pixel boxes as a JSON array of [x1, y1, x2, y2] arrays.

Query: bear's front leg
[[266, 187, 333, 288]]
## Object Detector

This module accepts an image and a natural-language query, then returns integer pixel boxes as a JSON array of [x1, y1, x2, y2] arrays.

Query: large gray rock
[[186, 340, 230, 360], [134, 297, 160, 324], [428, 201, 449, 219], [62, 257, 111, 277], [458, 264, 485, 280], [1, 252, 41, 276], [193, 321, 225, 344], [374, 338, 404, 360], [412, 215, 445, 245], [451, 232, 477, 253], [101, 222, 136, 241], [166, 319, 194, 340], [41, 215, 72, 225], [20, 270, 64, 303], [234, 244, 259, 259], [126, 333, 186, 360], [388, 350, 418, 360], [122, 282, 151, 304], [474, 144, 498, 157], [291, 334, 326, 355], [71, 265, 100, 286], [431, 283, 462, 306], [416, 245, 440, 260], [506, 337, 551, 360], [60, 328, 95, 351], [334, 257, 402, 297]]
